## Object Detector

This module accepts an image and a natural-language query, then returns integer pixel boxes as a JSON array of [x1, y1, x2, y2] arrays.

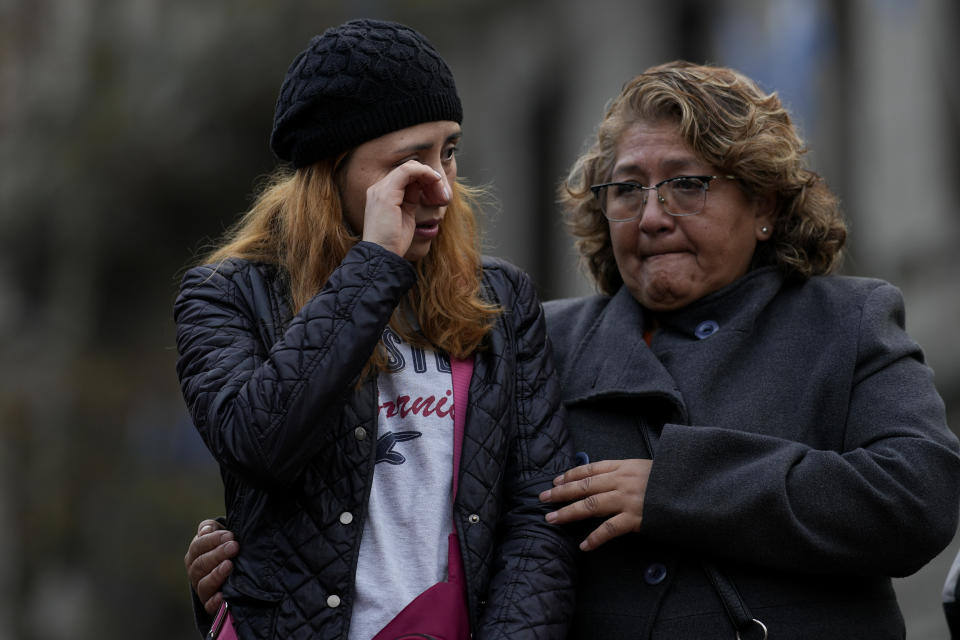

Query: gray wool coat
[[544, 265, 960, 640]]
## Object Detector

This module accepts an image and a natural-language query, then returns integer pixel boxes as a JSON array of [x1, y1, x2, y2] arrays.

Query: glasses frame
[[590, 175, 738, 221]]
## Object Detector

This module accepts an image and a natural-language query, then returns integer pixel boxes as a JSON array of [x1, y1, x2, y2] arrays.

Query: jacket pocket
[[223, 581, 282, 639]]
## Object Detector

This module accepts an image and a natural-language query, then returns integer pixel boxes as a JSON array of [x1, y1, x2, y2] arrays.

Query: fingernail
[[223, 541, 239, 554], [199, 524, 213, 535], [538, 489, 551, 502], [553, 475, 564, 485], [545, 511, 557, 523], [219, 531, 234, 542], [443, 185, 452, 201], [579, 540, 591, 551]]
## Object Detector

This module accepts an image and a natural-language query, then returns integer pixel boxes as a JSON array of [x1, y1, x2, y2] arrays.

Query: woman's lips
[[642, 250, 679, 260], [414, 220, 441, 239]]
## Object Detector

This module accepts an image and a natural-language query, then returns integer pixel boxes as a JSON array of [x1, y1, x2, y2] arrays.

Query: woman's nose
[[637, 190, 673, 233], [418, 173, 449, 206], [424, 165, 451, 206]]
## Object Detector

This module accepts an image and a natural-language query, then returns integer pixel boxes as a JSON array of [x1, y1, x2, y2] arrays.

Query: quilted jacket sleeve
[[174, 242, 415, 488], [476, 262, 578, 639]]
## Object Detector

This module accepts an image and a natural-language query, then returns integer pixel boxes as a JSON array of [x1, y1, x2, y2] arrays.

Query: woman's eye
[[613, 183, 641, 198], [671, 177, 705, 192], [443, 145, 459, 161]]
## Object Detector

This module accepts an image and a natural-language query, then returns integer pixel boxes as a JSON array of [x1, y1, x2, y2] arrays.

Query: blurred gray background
[[1, 0, 958, 638]]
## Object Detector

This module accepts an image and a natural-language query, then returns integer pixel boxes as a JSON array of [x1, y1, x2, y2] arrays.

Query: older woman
[[539, 60, 960, 638], [185, 60, 960, 639]]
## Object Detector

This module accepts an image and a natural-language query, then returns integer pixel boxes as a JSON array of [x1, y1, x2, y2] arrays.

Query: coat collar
[[654, 266, 783, 338], [561, 285, 683, 409], [560, 267, 785, 412]]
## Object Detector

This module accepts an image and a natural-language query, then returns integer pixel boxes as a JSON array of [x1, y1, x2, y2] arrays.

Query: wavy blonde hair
[[207, 157, 498, 375], [560, 60, 847, 296]]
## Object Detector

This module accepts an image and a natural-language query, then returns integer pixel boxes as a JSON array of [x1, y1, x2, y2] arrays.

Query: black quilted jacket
[[175, 241, 576, 639]]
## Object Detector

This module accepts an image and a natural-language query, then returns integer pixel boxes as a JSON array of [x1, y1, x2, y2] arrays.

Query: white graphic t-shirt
[[348, 327, 455, 640]]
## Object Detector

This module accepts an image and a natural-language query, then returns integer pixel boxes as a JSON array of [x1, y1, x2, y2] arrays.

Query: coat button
[[468, 514, 480, 524], [694, 320, 719, 339], [644, 562, 667, 585], [339, 512, 353, 525], [326, 594, 341, 608], [354, 427, 367, 440]]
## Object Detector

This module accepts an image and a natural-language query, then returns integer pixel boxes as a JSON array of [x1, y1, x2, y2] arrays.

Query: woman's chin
[[629, 277, 692, 312], [402, 239, 433, 262]]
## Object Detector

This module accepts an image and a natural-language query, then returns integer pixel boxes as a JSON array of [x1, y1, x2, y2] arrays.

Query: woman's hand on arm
[[185, 519, 239, 615], [539, 459, 653, 551], [476, 265, 577, 637]]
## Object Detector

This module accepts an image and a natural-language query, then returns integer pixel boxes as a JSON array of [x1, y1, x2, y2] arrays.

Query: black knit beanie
[[270, 19, 463, 168]]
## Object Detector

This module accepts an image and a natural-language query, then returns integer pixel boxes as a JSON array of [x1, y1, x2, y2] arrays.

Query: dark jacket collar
[[654, 266, 783, 338], [561, 284, 681, 408], [560, 267, 785, 413]]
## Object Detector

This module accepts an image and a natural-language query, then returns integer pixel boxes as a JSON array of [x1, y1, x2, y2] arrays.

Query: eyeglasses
[[589, 175, 737, 221]]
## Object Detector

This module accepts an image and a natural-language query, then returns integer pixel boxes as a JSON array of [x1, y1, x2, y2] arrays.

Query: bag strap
[[702, 563, 767, 640], [450, 356, 473, 499], [640, 418, 766, 640], [447, 356, 473, 584]]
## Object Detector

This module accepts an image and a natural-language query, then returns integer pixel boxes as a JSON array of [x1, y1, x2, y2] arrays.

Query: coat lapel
[[561, 287, 684, 417]]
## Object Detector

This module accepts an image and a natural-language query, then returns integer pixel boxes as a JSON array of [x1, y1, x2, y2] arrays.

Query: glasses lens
[[662, 177, 707, 215], [599, 184, 645, 221]]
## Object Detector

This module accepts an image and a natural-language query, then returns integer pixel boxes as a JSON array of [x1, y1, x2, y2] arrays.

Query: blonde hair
[[560, 60, 847, 295], [207, 158, 498, 375]]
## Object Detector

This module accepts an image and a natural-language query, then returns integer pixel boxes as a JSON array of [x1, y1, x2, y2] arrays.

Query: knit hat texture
[[270, 19, 463, 167]]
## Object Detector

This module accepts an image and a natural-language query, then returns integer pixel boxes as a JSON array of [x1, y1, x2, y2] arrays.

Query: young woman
[[174, 19, 575, 640]]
